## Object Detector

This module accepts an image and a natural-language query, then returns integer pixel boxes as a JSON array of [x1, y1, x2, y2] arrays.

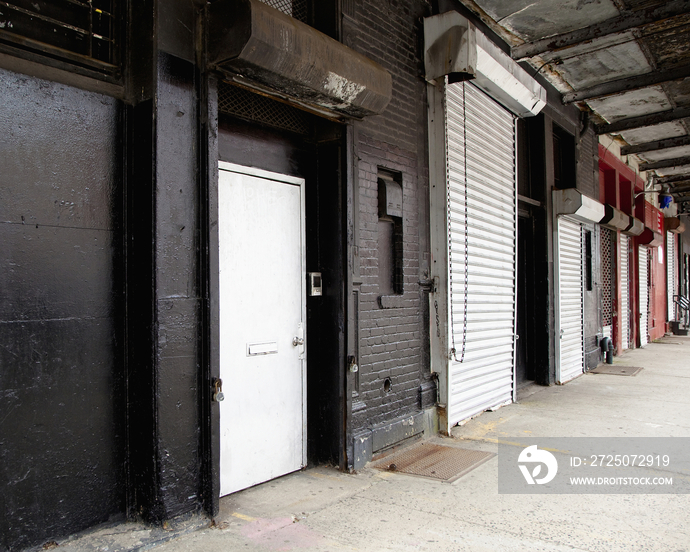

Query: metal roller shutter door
[[639, 246, 649, 347], [667, 232, 676, 321], [445, 82, 516, 425], [557, 217, 584, 384], [620, 234, 630, 350]]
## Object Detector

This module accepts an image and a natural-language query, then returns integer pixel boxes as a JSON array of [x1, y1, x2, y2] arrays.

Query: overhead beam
[[595, 106, 690, 135], [639, 155, 690, 171], [669, 182, 690, 190], [563, 64, 690, 104], [670, 185, 690, 194], [657, 173, 690, 184], [511, 1, 690, 60], [621, 135, 690, 155]]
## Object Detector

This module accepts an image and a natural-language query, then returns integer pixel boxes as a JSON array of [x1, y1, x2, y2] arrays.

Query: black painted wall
[[0, 68, 125, 550], [125, 0, 204, 523], [344, 0, 434, 447]]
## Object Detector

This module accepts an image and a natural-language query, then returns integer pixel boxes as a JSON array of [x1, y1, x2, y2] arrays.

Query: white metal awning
[[553, 188, 606, 224], [423, 12, 545, 117]]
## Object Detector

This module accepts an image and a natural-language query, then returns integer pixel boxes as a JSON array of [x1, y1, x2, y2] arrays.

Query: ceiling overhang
[[453, 0, 690, 184], [207, 0, 392, 119]]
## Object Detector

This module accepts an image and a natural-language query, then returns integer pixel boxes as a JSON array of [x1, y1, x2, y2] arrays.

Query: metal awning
[[666, 216, 686, 234], [639, 229, 664, 246], [208, 0, 392, 119], [423, 11, 545, 117], [623, 216, 645, 236], [553, 188, 605, 223], [599, 204, 630, 231]]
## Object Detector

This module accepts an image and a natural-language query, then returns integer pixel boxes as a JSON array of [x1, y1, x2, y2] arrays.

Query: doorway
[[516, 215, 536, 386], [218, 163, 306, 496]]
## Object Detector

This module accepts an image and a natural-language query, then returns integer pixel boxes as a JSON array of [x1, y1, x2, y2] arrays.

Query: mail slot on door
[[247, 342, 278, 356]]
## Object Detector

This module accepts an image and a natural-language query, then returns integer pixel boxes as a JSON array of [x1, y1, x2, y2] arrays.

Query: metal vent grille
[[218, 82, 311, 135], [0, 0, 119, 71], [257, 0, 307, 22], [601, 227, 613, 326]]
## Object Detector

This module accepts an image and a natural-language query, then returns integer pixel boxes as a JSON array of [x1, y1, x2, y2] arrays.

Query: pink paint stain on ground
[[240, 517, 324, 551]]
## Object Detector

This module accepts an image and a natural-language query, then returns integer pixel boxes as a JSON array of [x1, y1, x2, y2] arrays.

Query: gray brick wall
[[345, 0, 434, 433]]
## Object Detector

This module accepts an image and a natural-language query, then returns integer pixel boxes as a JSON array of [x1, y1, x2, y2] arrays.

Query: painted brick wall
[[345, 0, 434, 433]]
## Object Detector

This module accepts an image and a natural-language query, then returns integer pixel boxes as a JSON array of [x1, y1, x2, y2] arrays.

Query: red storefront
[[598, 145, 646, 354], [635, 199, 666, 343]]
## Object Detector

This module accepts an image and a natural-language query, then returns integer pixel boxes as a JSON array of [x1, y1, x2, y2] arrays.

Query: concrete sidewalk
[[53, 338, 690, 552]]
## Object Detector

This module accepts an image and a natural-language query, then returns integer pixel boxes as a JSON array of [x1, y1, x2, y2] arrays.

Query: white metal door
[[218, 162, 306, 497], [445, 82, 516, 425], [639, 246, 649, 347], [556, 217, 584, 384], [667, 232, 676, 321], [620, 233, 630, 350]]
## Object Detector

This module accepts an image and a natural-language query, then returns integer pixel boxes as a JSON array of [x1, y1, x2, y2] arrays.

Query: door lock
[[292, 336, 304, 346], [212, 378, 224, 402], [348, 356, 359, 373]]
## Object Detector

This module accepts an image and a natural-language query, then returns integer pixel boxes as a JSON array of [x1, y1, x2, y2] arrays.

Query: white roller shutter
[[667, 232, 676, 321], [639, 246, 649, 347], [445, 82, 516, 425], [620, 234, 630, 351], [556, 217, 584, 384]]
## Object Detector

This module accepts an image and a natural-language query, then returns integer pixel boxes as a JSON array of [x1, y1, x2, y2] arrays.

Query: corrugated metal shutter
[[445, 82, 516, 425], [620, 234, 630, 350], [667, 232, 676, 321], [556, 217, 584, 383], [639, 246, 649, 347]]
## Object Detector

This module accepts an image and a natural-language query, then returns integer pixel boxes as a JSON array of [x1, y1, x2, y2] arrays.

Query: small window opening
[[585, 230, 593, 292], [553, 124, 576, 189], [377, 170, 403, 297]]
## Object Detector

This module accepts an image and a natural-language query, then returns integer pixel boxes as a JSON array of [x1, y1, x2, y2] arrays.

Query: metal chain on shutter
[[446, 81, 469, 363]]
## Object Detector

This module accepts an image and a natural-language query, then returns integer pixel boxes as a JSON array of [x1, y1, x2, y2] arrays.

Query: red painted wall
[[597, 145, 648, 352], [648, 244, 667, 341]]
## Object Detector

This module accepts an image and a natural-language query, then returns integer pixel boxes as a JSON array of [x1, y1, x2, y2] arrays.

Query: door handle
[[292, 337, 304, 346]]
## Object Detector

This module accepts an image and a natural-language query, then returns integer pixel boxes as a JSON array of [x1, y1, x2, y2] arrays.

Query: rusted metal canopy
[[208, 0, 392, 119]]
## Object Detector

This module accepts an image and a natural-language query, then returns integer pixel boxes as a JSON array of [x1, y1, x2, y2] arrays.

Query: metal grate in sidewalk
[[371, 442, 494, 483], [590, 365, 643, 376]]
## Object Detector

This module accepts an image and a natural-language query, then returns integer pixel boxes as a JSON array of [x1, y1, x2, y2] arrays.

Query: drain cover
[[371, 443, 494, 483], [590, 365, 643, 376]]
